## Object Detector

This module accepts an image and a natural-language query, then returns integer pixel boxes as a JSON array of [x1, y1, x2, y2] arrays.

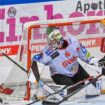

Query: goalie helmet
[[47, 29, 64, 49]]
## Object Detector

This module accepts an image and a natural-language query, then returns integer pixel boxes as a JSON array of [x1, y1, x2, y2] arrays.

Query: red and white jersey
[[33, 37, 92, 77]]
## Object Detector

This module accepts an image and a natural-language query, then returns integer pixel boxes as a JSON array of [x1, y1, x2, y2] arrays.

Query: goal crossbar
[[24, 16, 105, 30]]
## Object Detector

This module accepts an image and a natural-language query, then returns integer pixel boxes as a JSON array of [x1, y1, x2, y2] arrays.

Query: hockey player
[[32, 27, 105, 99], [33, 27, 92, 85]]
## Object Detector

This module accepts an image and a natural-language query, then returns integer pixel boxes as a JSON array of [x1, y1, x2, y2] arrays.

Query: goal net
[[1, 16, 105, 102]]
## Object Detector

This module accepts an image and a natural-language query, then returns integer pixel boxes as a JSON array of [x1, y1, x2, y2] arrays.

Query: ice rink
[[0, 93, 105, 105]]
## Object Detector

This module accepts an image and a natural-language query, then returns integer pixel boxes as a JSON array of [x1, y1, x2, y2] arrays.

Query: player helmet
[[47, 29, 64, 49]]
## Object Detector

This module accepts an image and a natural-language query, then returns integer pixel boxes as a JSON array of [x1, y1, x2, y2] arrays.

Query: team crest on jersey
[[65, 51, 70, 57], [62, 56, 77, 67]]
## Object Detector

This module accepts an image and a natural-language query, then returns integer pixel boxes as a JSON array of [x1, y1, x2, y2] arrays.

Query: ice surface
[[0, 94, 105, 105]]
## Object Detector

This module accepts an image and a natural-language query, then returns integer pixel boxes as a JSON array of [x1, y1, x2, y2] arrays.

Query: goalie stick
[[26, 76, 93, 105], [26, 85, 68, 105], [42, 73, 103, 105]]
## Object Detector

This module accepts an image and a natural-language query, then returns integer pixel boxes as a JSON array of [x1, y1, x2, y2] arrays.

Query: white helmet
[[47, 29, 64, 48]]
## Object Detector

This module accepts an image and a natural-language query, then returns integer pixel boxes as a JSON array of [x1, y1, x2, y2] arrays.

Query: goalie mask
[[47, 29, 64, 49]]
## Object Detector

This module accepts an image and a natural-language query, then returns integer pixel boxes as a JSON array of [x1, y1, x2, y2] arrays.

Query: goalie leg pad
[[85, 83, 101, 98], [36, 87, 47, 101]]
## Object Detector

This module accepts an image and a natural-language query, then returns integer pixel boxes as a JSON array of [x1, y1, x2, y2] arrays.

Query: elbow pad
[[32, 53, 43, 62]]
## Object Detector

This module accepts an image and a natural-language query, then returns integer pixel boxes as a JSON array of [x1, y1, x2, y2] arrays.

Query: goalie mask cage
[[1, 16, 105, 103]]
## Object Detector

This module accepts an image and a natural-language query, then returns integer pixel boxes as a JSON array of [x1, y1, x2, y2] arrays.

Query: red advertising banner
[[0, 45, 19, 56], [0, 37, 102, 56], [79, 37, 102, 48]]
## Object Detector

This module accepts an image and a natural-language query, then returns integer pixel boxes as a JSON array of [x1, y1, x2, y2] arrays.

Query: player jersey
[[33, 37, 92, 77]]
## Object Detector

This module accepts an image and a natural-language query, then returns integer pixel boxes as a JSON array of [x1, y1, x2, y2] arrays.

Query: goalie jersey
[[33, 37, 92, 77]]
